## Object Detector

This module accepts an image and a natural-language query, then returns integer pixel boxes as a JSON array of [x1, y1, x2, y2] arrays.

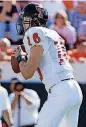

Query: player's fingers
[[17, 45, 21, 49], [17, 45, 22, 52], [17, 46, 20, 49]]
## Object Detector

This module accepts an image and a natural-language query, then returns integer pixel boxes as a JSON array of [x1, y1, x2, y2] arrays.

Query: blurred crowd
[[0, 0, 86, 63], [1, 77, 40, 127]]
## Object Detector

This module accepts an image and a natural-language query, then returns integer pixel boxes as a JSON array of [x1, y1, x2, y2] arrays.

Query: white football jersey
[[23, 27, 74, 91]]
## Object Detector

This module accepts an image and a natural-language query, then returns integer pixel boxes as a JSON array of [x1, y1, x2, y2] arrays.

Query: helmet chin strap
[[23, 22, 32, 33], [23, 17, 32, 32]]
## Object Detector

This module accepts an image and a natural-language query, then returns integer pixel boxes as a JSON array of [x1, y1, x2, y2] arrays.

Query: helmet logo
[[19, 11, 24, 19], [36, 6, 43, 18]]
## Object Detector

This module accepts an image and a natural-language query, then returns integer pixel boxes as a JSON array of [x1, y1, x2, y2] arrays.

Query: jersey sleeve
[[25, 27, 45, 48]]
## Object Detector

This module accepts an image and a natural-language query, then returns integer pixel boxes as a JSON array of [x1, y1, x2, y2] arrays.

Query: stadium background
[[0, 0, 86, 127]]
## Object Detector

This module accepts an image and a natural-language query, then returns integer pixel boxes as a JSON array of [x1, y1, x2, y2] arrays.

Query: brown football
[[11, 44, 26, 73]]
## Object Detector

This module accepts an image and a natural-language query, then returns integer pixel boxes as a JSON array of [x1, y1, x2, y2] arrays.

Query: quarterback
[[14, 3, 82, 127]]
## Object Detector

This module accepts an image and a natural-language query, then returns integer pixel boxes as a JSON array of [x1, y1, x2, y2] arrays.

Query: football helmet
[[16, 3, 48, 35]]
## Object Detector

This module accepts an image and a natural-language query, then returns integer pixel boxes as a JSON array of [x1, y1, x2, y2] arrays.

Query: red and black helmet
[[16, 3, 48, 35]]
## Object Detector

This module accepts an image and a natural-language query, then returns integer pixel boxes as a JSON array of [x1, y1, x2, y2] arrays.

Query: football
[[11, 44, 26, 73]]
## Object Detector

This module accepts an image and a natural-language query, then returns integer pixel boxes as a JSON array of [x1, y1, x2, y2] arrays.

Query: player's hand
[[20, 91, 24, 96], [14, 91, 20, 99], [13, 45, 26, 58], [20, 91, 27, 100]]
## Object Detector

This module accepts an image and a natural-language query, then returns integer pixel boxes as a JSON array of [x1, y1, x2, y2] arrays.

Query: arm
[[11, 13, 18, 21], [21, 90, 40, 108], [15, 45, 43, 79], [11, 97, 18, 110], [20, 91, 32, 104], [11, 92, 19, 110], [0, 4, 18, 22], [0, 6, 12, 21], [0, 13, 12, 21], [19, 45, 43, 79], [11, 5, 18, 21], [2, 90, 13, 127], [3, 109, 13, 127]]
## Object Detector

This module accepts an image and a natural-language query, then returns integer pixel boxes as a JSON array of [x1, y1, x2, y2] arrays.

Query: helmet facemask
[[22, 17, 32, 32], [22, 14, 44, 32]]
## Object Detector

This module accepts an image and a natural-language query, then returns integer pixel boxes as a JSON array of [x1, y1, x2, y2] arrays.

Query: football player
[[14, 3, 82, 127]]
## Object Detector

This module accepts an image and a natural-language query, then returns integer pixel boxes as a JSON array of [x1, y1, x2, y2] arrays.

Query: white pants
[[35, 80, 82, 127]]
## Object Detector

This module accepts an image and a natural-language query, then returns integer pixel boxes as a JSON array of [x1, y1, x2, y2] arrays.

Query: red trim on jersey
[[37, 67, 43, 81], [27, 36, 32, 46]]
